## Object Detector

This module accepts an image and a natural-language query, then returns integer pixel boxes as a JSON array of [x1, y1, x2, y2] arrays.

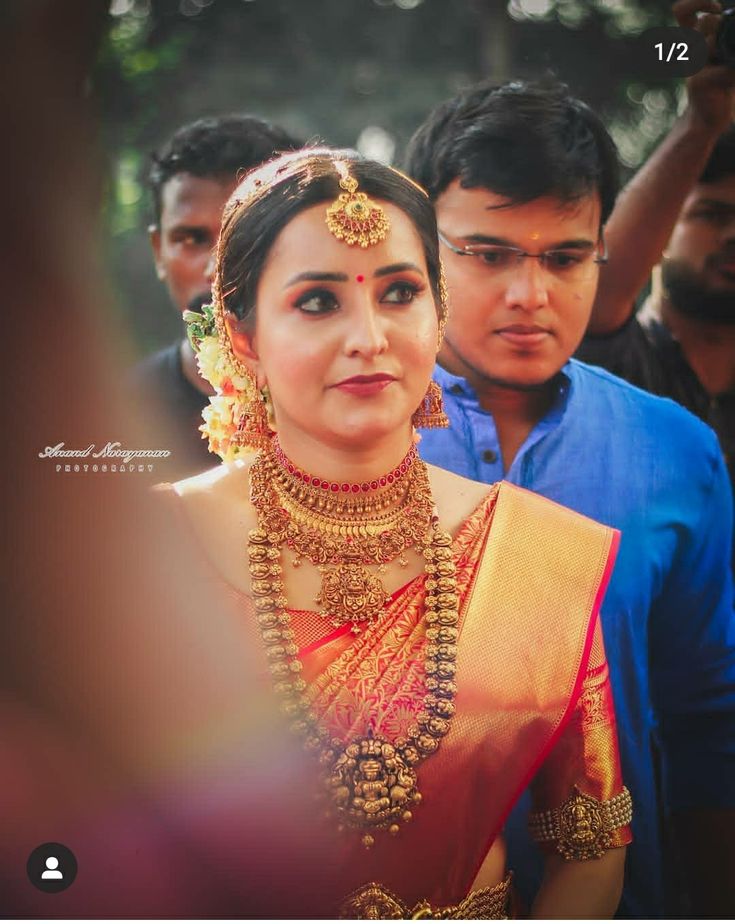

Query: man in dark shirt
[[129, 115, 300, 480], [574, 5, 735, 489], [577, 127, 735, 485]]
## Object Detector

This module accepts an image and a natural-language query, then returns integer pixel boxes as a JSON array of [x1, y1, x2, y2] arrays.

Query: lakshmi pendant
[[327, 734, 422, 847], [316, 562, 390, 633]]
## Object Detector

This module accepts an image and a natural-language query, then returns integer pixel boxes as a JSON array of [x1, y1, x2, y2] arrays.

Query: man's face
[[435, 181, 603, 389], [663, 175, 735, 322], [150, 172, 237, 313]]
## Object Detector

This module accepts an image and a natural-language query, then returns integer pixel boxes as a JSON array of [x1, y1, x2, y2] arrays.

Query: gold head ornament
[[325, 167, 390, 248]]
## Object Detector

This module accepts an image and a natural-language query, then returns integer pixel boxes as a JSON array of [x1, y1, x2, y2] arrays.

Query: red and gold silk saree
[[167, 479, 630, 917]]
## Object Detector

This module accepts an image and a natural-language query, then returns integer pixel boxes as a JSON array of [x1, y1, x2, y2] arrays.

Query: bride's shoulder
[[424, 462, 498, 533], [166, 455, 255, 502], [155, 457, 258, 591]]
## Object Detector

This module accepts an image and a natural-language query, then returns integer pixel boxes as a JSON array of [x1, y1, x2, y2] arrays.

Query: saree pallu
[[171, 480, 630, 916]]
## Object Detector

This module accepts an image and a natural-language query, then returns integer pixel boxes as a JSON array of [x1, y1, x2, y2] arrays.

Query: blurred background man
[[578, 126, 735, 490], [129, 115, 301, 479], [575, 0, 735, 494]]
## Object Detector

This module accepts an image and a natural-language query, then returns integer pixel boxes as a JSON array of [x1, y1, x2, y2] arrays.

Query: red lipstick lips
[[334, 373, 397, 396]]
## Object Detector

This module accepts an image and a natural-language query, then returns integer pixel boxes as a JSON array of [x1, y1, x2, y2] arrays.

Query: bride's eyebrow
[[374, 262, 424, 277], [284, 271, 349, 287]]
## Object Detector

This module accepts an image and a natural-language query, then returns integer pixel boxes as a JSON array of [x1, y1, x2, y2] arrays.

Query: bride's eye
[[381, 281, 421, 305], [294, 288, 339, 315]]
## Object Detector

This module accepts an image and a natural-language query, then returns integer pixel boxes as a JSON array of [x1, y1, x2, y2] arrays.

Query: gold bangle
[[528, 786, 632, 861]]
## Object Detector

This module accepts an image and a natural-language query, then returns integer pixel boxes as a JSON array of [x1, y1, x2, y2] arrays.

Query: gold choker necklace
[[251, 447, 433, 632], [271, 438, 418, 517], [248, 451, 474, 847]]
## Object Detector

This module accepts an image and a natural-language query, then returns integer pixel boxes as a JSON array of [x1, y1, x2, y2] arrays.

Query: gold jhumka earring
[[231, 390, 272, 452], [412, 260, 450, 429], [412, 381, 449, 429]]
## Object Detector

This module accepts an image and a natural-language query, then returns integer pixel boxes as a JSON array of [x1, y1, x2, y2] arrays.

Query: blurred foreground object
[[0, 3, 319, 915]]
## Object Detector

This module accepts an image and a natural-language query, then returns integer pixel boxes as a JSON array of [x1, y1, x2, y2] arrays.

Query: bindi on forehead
[[356, 274, 365, 283]]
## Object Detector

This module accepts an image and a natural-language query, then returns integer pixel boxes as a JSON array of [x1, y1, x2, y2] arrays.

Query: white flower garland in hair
[[184, 303, 258, 462]]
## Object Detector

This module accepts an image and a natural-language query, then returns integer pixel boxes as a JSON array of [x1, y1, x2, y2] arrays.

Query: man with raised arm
[[577, 0, 735, 495]]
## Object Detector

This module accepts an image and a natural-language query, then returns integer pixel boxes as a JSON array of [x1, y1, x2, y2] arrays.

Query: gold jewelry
[[271, 438, 418, 517], [251, 448, 433, 631], [211, 270, 252, 384], [261, 384, 277, 432], [247, 517, 456, 848], [528, 785, 633, 861], [326, 165, 390, 248], [231, 395, 271, 452], [412, 380, 449, 430], [339, 874, 512, 919], [248, 459, 494, 848], [231, 391, 272, 452], [438, 259, 450, 347]]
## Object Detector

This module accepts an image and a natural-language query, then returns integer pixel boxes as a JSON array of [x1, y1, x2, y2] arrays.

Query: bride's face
[[228, 201, 439, 450]]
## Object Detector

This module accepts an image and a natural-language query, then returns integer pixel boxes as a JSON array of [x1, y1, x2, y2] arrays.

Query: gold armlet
[[528, 786, 632, 861], [339, 874, 512, 919]]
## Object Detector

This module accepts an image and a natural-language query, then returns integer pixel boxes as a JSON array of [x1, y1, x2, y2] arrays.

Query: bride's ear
[[224, 310, 260, 377]]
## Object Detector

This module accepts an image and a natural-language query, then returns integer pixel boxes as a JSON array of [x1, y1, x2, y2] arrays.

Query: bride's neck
[[272, 427, 416, 484]]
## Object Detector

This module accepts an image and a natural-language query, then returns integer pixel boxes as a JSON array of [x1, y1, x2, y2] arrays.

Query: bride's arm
[[530, 848, 625, 919], [527, 617, 632, 919]]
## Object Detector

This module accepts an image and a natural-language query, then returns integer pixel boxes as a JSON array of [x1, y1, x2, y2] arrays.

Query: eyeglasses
[[438, 230, 608, 281]]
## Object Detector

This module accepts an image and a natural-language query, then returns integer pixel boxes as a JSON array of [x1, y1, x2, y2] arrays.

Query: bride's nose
[[342, 302, 389, 357]]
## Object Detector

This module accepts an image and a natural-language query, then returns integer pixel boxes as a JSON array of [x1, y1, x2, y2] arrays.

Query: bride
[[164, 148, 631, 918]]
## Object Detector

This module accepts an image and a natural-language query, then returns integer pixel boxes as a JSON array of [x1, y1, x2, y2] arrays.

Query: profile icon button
[[27, 842, 77, 893], [42, 856, 63, 879]]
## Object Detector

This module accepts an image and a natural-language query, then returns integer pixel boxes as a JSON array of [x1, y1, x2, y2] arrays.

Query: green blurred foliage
[[95, 0, 687, 353]]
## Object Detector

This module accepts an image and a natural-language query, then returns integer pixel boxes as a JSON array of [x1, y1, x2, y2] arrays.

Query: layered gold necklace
[[248, 444, 467, 847], [254, 439, 432, 633]]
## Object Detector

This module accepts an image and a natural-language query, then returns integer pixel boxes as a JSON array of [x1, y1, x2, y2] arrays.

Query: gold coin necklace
[[247, 448, 482, 847]]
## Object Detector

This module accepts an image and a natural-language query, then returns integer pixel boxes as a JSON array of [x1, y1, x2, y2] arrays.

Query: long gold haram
[[251, 449, 434, 633], [248, 453, 472, 848]]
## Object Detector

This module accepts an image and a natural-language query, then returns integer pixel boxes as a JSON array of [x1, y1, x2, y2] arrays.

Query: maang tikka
[[325, 165, 390, 248]]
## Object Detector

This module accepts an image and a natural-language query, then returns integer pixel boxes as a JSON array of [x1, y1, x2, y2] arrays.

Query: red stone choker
[[270, 438, 418, 514], [272, 438, 417, 493]]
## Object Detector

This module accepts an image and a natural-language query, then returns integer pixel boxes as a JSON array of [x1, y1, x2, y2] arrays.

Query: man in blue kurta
[[405, 78, 735, 917]]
